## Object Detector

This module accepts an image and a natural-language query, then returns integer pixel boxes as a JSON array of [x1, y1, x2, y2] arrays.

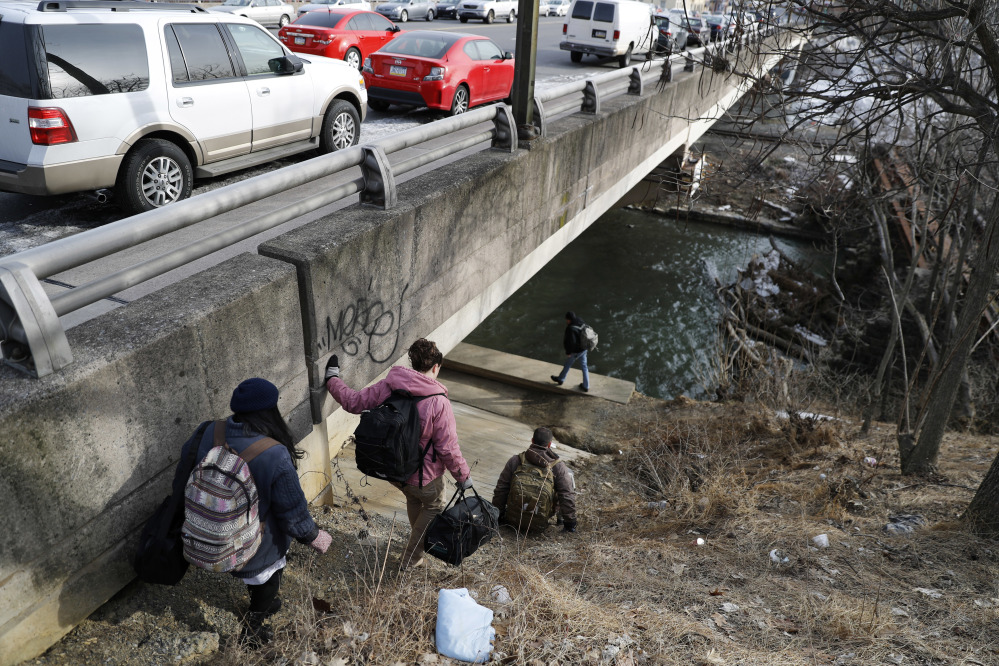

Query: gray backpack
[[573, 324, 599, 351]]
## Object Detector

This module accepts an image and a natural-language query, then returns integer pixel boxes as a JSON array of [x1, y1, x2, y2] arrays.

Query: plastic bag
[[436, 588, 494, 663]]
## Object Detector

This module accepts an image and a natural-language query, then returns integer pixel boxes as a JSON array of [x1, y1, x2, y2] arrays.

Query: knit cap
[[230, 378, 279, 413]]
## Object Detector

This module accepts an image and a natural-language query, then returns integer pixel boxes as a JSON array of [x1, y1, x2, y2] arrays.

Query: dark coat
[[562, 313, 586, 355], [171, 418, 319, 578], [492, 442, 576, 523]]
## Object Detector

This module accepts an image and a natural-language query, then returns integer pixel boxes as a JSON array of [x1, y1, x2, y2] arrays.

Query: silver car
[[298, 0, 367, 17], [211, 0, 295, 27], [375, 0, 437, 22]]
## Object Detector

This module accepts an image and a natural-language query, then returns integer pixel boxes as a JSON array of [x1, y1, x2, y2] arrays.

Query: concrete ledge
[[444, 343, 634, 405]]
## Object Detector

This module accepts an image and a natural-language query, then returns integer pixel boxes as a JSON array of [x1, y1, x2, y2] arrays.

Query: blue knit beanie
[[230, 378, 279, 413]]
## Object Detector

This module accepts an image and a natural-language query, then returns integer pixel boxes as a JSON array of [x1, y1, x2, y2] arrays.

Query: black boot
[[240, 611, 274, 649]]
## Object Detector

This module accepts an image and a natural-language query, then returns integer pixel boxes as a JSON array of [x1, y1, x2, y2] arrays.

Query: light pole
[[510, 0, 541, 139]]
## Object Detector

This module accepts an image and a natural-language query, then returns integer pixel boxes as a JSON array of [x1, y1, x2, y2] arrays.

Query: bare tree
[[719, 1, 999, 527]]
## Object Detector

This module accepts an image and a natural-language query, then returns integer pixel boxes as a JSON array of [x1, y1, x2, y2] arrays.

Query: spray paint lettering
[[320, 280, 408, 364]]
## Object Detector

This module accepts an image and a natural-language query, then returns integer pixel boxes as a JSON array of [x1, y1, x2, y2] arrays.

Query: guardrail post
[[582, 79, 600, 114], [359, 145, 396, 209], [628, 66, 644, 95], [532, 96, 547, 138], [684, 53, 695, 72], [0, 262, 72, 377], [491, 103, 516, 153]]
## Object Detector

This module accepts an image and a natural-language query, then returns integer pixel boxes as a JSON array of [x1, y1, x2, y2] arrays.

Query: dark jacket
[[171, 418, 319, 578], [563, 312, 586, 355], [492, 442, 576, 523]]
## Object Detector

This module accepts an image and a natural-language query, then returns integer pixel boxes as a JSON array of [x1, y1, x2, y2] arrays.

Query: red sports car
[[362, 31, 514, 115], [278, 8, 400, 70]]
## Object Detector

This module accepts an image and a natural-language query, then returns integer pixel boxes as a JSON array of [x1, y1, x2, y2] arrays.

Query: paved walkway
[[444, 343, 635, 405], [330, 401, 593, 523], [326, 345, 623, 522]]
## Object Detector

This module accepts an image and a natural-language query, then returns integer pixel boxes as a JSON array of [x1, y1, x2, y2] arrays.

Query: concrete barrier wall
[[0, 37, 783, 664]]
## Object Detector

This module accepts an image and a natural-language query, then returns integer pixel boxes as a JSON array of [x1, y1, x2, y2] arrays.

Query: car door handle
[[257, 87, 271, 96], [177, 97, 194, 108]]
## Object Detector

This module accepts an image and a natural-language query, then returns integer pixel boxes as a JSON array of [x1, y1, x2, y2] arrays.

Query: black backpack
[[424, 487, 500, 566], [133, 420, 209, 586], [353, 389, 444, 485]]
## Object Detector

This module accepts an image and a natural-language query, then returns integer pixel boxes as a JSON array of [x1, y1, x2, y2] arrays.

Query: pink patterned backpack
[[182, 421, 278, 572]]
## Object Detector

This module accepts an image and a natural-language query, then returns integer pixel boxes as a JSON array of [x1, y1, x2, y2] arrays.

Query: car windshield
[[294, 11, 347, 27], [379, 32, 458, 59], [222, 0, 251, 6]]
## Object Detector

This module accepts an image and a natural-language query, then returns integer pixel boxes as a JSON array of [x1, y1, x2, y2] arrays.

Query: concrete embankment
[[0, 31, 789, 664]]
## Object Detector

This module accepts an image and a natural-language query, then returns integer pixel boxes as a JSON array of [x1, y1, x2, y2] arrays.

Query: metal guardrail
[[0, 26, 777, 377]]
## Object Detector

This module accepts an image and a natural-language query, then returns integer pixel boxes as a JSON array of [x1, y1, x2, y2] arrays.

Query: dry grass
[[199, 397, 999, 666], [33, 386, 999, 666]]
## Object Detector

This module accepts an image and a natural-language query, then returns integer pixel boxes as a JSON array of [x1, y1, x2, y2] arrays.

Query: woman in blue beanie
[[171, 378, 332, 647]]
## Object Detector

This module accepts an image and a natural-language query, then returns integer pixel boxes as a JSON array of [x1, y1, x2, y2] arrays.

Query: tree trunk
[[902, 201, 999, 475], [964, 448, 999, 535]]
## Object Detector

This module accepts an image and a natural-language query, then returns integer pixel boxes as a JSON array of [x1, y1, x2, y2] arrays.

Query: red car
[[362, 31, 514, 115], [278, 8, 400, 70]]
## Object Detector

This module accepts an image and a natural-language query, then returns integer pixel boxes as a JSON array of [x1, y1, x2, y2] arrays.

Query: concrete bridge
[[0, 31, 802, 664]]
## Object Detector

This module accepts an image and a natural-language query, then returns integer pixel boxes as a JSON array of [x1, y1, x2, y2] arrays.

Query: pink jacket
[[327, 366, 471, 487]]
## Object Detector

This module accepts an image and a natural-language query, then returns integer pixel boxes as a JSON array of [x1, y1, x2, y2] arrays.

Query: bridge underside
[[0, 33, 796, 665]]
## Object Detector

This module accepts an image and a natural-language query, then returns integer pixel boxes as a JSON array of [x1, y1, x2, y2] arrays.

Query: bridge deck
[[444, 342, 635, 404]]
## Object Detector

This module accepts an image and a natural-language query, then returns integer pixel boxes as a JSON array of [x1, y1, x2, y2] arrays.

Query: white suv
[[0, 0, 367, 214]]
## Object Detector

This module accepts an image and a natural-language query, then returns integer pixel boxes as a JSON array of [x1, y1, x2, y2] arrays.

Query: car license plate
[[389, 65, 407, 77], [592, 29, 606, 38], [294, 36, 305, 45]]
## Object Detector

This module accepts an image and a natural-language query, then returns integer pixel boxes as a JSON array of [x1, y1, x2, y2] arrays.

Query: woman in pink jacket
[[325, 338, 472, 570]]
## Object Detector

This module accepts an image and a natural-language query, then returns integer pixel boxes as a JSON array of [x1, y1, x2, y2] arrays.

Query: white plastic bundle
[[436, 588, 495, 663]]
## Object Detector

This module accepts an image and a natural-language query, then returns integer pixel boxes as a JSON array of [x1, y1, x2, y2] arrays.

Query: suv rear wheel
[[507, 8, 515, 22], [116, 138, 193, 215], [320, 100, 360, 152]]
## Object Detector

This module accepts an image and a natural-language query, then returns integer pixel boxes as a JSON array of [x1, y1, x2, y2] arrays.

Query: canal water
[[465, 207, 827, 400]]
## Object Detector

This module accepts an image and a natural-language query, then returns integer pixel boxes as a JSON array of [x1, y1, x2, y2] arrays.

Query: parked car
[[561, 0, 654, 68], [279, 9, 400, 70], [0, 0, 366, 214], [653, 12, 687, 53], [549, 0, 570, 15], [458, 0, 517, 24], [210, 0, 294, 28], [436, 0, 461, 18], [362, 30, 514, 115], [703, 13, 731, 41], [682, 14, 704, 46], [538, 0, 551, 16], [375, 0, 437, 22], [297, 0, 367, 18]]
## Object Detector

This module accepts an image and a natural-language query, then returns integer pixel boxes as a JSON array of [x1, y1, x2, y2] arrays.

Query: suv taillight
[[28, 107, 77, 146]]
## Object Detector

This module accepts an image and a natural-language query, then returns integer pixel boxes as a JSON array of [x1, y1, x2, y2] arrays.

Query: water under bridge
[[0, 29, 804, 664]]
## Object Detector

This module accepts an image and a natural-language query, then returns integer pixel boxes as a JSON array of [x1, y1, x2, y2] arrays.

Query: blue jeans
[[557, 350, 589, 389]]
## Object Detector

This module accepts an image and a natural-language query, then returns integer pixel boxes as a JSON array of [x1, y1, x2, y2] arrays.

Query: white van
[[560, 0, 654, 67]]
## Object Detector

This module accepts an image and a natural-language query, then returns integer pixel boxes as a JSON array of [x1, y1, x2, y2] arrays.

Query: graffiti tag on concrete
[[319, 280, 408, 363]]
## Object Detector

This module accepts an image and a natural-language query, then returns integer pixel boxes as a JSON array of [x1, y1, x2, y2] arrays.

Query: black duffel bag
[[133, 421, 207, 585], [425, 486, 500, 566]]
